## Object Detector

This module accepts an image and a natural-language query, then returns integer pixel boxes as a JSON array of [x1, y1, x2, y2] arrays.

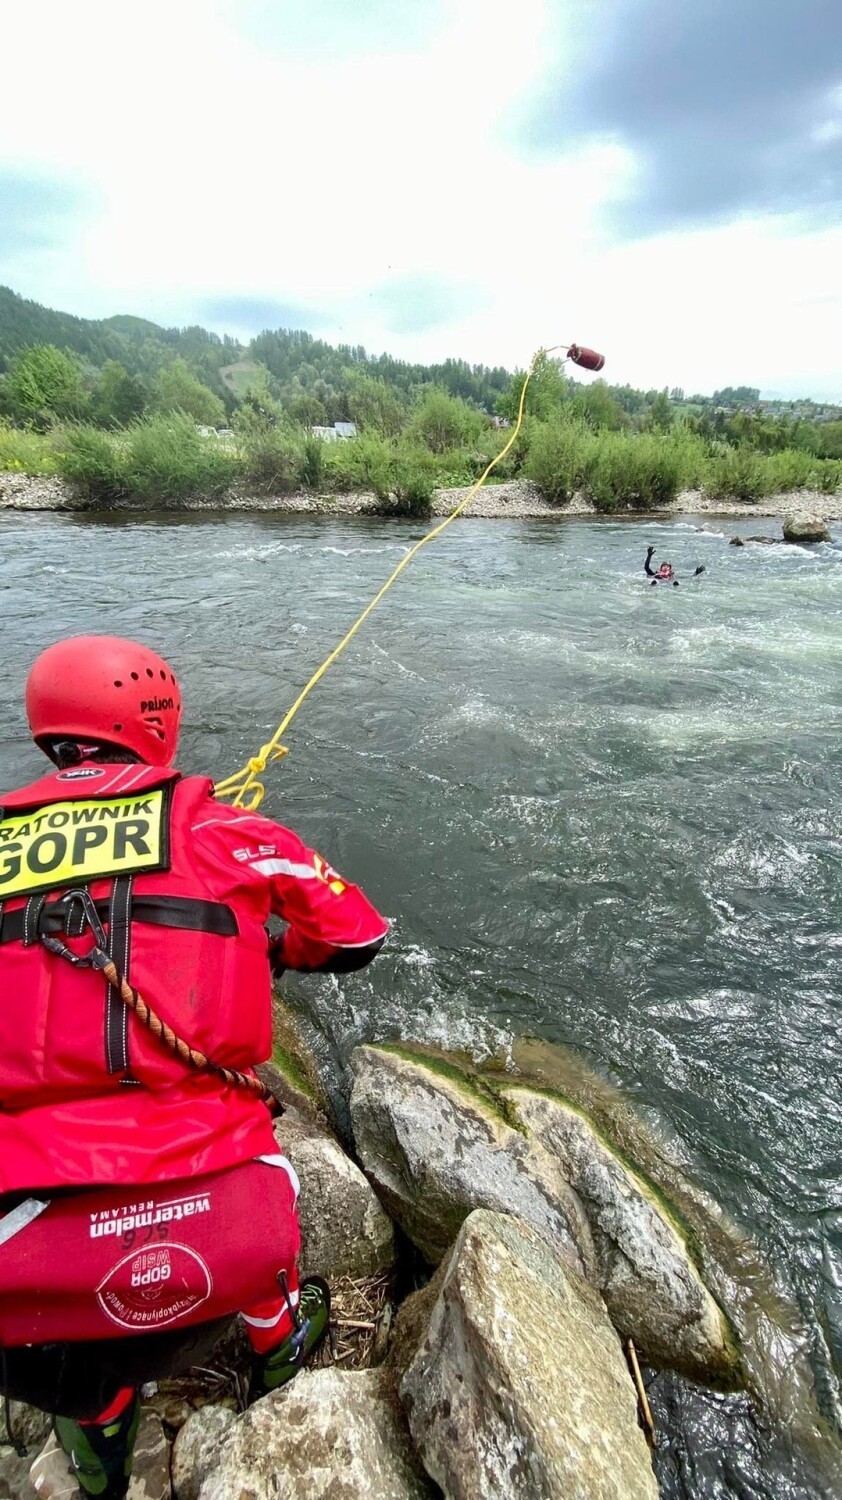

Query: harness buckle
[[40, 887, 111, 969]]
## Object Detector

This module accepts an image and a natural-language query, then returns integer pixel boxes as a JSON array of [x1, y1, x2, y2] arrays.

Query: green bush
[[408, 387, 485, 454], [809, 459, 842, 494], [298, 434, 326, 490], [0, 422, 59, 475], [347, 374, 407, 437], [523, 420, 589, 504], [424, 446, 480, 487], [336, 431, 394, 500], [583, 432, 684, 511], [463, 424, 524, 483], [389, 465, 435, 516], [765, 447, 841, 495], [126, 413, 236, 501], [55, 425, 128, 499], [152, 359, 226, 427], [5, 344, 88, 427], [237, 422, 304, 494], [668, 427, 709, 490], [703, 447, 774, 502], [570, 381, 629, 431]]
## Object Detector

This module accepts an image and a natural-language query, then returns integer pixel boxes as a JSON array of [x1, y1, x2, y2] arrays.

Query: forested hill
[[0, 286, 242, 398], [0, 286, 512, 416], [2, 285, 839, 433]]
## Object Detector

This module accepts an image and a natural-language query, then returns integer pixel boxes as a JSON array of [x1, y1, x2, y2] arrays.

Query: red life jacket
[[0, 763, 278, 1193]]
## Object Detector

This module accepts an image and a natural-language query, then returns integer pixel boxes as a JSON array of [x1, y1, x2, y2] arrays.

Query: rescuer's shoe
[[249, 1277, 331, 1400], [54, 1391, 139, 1499]]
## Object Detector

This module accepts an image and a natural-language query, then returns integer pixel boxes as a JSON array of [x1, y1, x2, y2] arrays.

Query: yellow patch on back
[[0, 790, 166, 898]]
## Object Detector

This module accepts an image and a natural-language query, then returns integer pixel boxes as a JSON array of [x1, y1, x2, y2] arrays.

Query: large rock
[[782, 513, 831, 543], [128, 1412, 171, 1499], [350, 1045, 734, 1382], [276, 1114, 395, 1280], [171, 1405, 237, 1500], [350, 1045, 594, 1275], [503, 1086, 733, 1379], [401, 1210, 658, 1500], [196, 1368, 434, 1500], [259, 994, 335, 1125]]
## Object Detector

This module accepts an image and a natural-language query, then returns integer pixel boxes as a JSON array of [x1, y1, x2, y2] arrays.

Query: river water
[[1, 509, 840, 1497]]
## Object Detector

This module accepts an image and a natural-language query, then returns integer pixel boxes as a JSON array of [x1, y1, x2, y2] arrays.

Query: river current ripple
[[1, 510, 840, 1498]]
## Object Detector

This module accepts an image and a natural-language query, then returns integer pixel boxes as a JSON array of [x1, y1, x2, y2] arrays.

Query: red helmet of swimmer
[[26, 635, 182, 767]]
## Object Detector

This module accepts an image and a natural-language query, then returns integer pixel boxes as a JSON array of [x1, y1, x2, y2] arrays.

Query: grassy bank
[[2, 411, 840, 516]]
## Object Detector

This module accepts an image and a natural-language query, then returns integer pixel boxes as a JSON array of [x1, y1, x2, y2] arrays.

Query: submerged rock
[[782, 513, 831, 543], [350, 1043, 734, 1382], [401, 1209, 658, 1500], [195, 1368, 433, 1500]]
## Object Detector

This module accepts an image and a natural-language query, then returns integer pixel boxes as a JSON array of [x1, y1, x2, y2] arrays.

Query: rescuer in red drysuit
[[0, 635, 389, 1498]]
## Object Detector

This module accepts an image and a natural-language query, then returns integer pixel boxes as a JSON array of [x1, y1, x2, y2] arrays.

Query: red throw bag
[[0, 1157, 299, 1347]]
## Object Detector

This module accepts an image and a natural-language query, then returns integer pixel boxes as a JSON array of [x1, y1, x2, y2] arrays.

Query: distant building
[[310, 422, 358, 442]]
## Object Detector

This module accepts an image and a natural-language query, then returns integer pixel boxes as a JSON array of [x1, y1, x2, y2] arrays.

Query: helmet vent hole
[[160, 669, 167, 680], [114, 723, 123, 732], [113, 680, 123, 688], [130, 672, 139, 681], [146, 668, 154, 678]]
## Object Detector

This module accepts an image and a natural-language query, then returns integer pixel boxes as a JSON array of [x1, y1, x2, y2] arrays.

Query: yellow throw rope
[[215, 345, 565, 810]]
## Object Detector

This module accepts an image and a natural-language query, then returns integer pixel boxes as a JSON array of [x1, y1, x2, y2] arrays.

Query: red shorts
[[0, 1156, 300, 1347]]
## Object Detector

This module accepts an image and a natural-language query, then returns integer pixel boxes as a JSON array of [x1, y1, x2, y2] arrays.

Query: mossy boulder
[[258, 993, 333, 1125], [350, 1043, 594, 1276], [503, 1085, 736, 1380], [350, 1042, 737, 1384]]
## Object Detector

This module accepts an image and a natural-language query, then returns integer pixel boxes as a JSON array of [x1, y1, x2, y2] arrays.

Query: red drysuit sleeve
[[192, 804, 389, 973]]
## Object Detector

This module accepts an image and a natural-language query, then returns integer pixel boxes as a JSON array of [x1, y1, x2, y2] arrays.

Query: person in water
[[644, 545, 705, 586], [0, 635, 389, 1498]]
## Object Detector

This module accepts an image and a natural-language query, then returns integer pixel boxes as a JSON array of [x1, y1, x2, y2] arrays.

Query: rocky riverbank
[[4, 1013, 840, 1499], [1, 469, 841, 522]]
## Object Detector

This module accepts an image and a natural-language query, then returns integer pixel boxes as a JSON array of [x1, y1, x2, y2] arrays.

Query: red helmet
[[26, 636, 182, 766]]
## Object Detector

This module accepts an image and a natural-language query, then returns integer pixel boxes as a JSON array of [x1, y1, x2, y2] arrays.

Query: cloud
[[201, 295, 320, 336], [0, 1, 839, 399], [0, 170, 89, 258], [225, 0, 447, 61], [366, 275, 490, 335], [521, 0, 842, 232]]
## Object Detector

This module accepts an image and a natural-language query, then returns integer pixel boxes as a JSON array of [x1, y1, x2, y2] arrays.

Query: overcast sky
[[1, 0, 841, 398]]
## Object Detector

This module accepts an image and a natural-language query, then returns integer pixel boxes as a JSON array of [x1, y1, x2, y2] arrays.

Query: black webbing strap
[[23, 895, 47, 948], [0, 895, 239, 945], [105, 875, 133, 1074]]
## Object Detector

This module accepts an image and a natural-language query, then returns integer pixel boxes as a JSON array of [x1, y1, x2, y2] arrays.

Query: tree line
[[1, 286, 841, 512], [3, 284, 839, 458]]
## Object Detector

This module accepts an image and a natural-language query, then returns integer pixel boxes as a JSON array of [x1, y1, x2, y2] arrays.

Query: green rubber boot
[[249, 1276, 331, 1401], [54, 1394, 139, 1499]]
